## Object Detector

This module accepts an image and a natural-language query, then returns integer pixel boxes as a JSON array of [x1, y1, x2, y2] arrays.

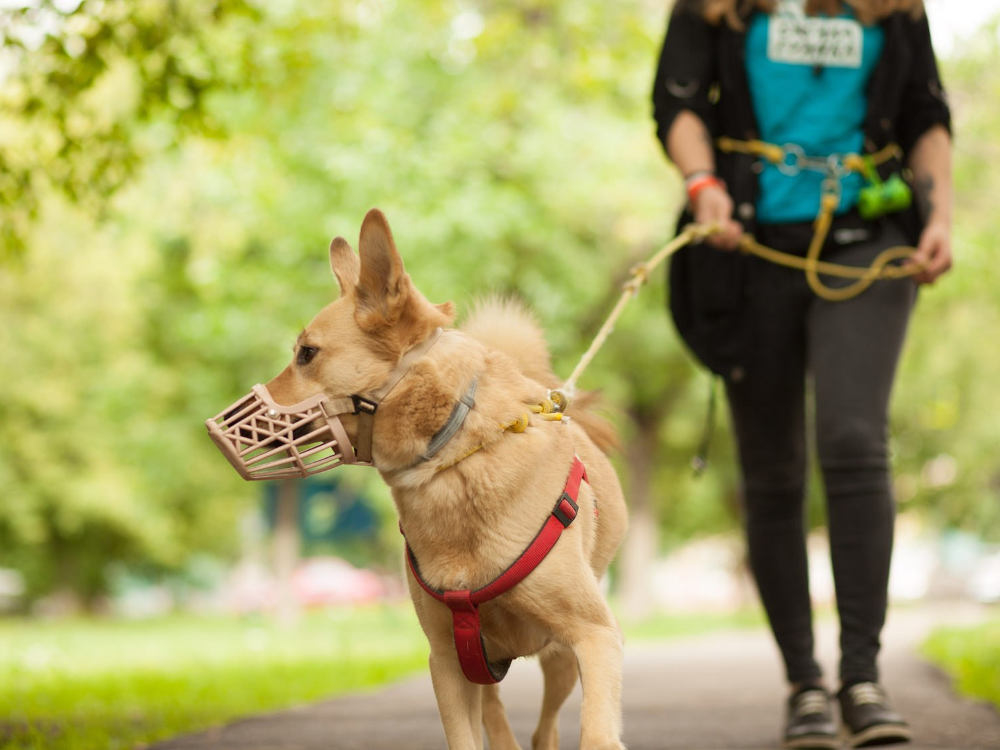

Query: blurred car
[[226, 556, 387, 612], [291, 556, 386, 607]]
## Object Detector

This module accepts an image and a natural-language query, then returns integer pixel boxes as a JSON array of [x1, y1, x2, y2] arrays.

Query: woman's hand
[[909, 218, 952, 284], [906, 125, 953, 285], [665, 112, 743, 250], [692, 183, 743, 250]]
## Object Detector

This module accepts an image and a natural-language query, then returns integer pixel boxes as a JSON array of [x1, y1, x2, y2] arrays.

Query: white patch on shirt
[[768, 0, 863, 68]]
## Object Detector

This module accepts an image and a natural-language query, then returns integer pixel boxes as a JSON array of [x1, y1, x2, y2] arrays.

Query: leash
[[554, 141, 927, 402], [559, 222, 721, 399], [555, 218, 922, 401]]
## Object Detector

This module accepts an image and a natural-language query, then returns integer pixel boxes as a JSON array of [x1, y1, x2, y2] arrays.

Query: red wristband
[[686, 174, 725, 205]]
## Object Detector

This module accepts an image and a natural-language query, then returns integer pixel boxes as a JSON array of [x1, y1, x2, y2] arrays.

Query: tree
[[3, 0, 997, 608], [0, 0, 258, 259]]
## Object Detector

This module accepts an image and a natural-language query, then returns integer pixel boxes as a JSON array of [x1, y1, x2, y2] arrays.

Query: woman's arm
[[906, 124, 952, 284], [665, 110, 743, 249], [653, 6, 741, 248]]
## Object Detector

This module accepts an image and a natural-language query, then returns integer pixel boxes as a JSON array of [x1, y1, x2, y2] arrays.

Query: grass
[[922, 612, 1000, 709], [0, 604, 429, 750], [621, 606, 767, 641], [0, 600, 770, 750]]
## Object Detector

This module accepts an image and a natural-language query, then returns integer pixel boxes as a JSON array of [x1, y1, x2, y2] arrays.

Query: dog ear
[[356, 208, 409, 327], [435, 301, 455, 321], [329, 236, 360, 295]]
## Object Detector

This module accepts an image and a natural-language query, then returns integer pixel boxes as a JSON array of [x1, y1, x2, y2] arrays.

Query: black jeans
[[725, 217, 916, 687]]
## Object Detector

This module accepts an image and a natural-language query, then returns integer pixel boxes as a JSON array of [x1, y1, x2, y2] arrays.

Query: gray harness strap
[[419, 378, 477, 463]]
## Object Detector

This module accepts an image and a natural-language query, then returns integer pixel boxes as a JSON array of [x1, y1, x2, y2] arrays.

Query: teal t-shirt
[[745, 1, 884, 223]]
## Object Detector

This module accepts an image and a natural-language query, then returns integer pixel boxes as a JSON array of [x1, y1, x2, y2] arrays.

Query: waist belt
[[402, 455, 588, 684]]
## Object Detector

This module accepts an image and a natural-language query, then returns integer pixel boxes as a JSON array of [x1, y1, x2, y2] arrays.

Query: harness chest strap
[[402, 455, 589, 684]]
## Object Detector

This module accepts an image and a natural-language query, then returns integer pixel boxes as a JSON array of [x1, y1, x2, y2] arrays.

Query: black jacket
[[652, 1, 951, 378]]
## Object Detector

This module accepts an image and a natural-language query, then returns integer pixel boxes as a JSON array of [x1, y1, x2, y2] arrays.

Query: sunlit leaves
[[0, 0, 260, 260], [2, 0, 998, 607]]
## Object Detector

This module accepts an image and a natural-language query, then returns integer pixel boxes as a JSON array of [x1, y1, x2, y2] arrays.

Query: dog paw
[[580, 739, 626, 750]]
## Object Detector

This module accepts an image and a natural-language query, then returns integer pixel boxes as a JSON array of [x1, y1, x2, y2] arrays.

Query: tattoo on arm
[[915, 174, 935, 220]]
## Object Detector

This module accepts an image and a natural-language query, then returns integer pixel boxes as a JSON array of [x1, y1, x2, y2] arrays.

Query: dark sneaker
[[838, 682, 912, 747], [784, 686, 839, 749]]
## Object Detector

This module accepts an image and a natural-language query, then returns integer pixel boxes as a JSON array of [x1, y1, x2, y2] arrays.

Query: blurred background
[[0, 0, 998, 747]]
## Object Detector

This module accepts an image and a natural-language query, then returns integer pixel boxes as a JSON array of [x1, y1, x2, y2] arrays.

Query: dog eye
[[296, 345, 319, 366]]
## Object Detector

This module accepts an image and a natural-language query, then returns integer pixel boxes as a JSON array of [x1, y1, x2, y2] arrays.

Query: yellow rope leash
[[560, 223, 717, 396], [435, 152, 924, 463], [714, 137, 919, 300], [755, 190, 920, 302], [556, 202, 924, 399], [555, 139, 925, 397]]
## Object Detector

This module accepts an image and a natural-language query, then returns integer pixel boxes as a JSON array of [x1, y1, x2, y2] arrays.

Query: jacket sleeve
[[651, 1, 719, 153], [897, 12, 952, 155]]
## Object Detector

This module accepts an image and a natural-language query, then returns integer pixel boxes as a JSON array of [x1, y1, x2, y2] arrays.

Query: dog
[[213, 209, 628, 749]]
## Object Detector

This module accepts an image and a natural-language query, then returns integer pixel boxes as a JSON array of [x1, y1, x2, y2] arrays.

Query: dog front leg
[[429, 646, 485, 750], [570, 611, 625, 750], [482, 683, 521, 750], [531, 641, 578, 750]]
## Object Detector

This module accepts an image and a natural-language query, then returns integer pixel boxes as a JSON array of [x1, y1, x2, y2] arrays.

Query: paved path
[[153, 604, 1000, 750]]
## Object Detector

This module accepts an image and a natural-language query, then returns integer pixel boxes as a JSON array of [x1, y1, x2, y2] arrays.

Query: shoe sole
[[784, 735, 840, 750], [848, 722, 913, 747]]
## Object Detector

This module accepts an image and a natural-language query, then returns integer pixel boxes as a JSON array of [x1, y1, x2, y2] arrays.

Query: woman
[[652, 1, 951, 748]]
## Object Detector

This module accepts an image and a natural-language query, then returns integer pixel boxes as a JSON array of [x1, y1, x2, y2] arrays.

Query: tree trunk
[[273, 479, 301, 627], [618, 415, 660, 621]]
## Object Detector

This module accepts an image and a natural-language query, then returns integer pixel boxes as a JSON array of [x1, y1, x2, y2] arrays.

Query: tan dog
[[262, 209, 628, 750]]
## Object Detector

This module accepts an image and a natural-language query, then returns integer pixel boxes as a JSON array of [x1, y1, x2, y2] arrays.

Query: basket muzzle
[[205, 384, 366, 481], [207, 328, 447, 481]]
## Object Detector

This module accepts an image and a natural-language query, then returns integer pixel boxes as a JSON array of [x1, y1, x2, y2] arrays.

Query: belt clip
[[552, 492, 579, 527]]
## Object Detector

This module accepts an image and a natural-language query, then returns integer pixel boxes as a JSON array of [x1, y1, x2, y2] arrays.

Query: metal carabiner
[[778, 143, 805, 176], [825, 153, 849, 180], [822, 175, 843, 203]]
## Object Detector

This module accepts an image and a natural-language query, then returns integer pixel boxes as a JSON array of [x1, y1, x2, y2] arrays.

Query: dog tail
[[462, 295, 619, 454], [463, 295, 555, 385]]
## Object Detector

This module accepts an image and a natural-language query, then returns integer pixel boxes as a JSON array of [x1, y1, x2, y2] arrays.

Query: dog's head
[[267, 209, 454, 407], [207, 209, 455, 480]]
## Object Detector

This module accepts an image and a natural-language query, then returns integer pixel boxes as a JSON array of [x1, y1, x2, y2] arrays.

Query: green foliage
[[0, 602, 772, 749], [0, 605, 427, 749], [1, 0, 998, 604], [621, 605, 767, 641], [922, 612, 1000, 708], [1, 0, 725, 602], [890, 32, 1000, 537], [0, 0, 259, 258]]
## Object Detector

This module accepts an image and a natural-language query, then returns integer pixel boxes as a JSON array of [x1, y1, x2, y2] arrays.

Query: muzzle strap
[[321, 397, 362, 464], [351, 396, 379, 465], [368, 328, 444, 402]]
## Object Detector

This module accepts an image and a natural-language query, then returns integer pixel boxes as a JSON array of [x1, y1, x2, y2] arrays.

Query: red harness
[[403, 456, 588, 684]]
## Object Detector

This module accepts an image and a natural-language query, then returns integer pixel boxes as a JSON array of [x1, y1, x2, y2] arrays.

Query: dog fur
[[265, 209, 628, 750]]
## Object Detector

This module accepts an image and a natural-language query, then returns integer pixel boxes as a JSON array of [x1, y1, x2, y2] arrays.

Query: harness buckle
[[352, 395, 378, 415], [552, 492, 579, 527]]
